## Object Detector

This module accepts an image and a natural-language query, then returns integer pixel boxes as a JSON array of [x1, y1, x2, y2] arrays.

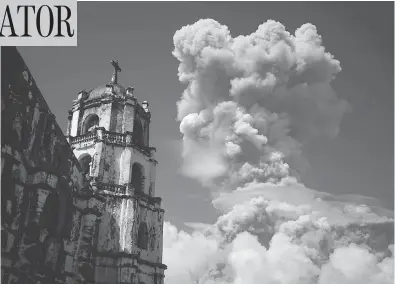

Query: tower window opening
[[133, 118, 144, 148], [78, 154, 92, 176], [137, 222, 148, 250], [131, 163, 144, 193], [82, 114, 99, 134]]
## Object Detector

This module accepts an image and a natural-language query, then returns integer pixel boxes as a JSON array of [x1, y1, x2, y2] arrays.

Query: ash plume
[[164, 19, 394, 284]]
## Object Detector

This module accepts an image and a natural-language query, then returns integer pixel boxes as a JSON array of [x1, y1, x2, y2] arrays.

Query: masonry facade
[[1, 47, 166, 284]]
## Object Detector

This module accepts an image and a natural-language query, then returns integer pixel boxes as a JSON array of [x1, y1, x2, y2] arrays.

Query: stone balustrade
[[105, 131, 126, 146], [95, 181, 162, 206], [68, 131, 97, 145], [99, 182, 127, 194], [68, 129, 154, 156]]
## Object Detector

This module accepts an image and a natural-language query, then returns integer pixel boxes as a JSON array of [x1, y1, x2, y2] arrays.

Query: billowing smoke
[[164, 19, 394, 284]]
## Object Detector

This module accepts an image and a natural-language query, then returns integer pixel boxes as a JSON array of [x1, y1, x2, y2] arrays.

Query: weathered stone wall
[[1, 46, 85, 284], [136, 205, 164, 264]]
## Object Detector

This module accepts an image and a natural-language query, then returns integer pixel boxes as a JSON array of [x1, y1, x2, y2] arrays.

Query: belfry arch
[[131, 162, 145, 193], [78, 153, 92, 176], [82, 114, 99, 134], [133, 117, 144, 148], [137, 222, 148, 250]]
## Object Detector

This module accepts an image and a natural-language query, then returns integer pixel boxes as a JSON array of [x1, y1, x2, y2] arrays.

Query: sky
[[17, 1, 394, 230]]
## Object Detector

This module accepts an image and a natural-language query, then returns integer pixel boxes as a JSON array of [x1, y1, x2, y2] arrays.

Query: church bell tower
[[66, 61, 166, 284]]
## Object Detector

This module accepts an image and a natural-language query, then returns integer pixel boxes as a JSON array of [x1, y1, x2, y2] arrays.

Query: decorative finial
[[142, 100, 149, 112], [126, 86, 135, 97], [77, 89, 88, 100], [110, 60, 122, 84]]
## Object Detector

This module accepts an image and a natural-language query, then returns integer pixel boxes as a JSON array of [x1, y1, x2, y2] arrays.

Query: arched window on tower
[[131, 163, 144, 193], [133, 117, 144, 148], [78, 154, 92, 176], [82, 114, 99, 134], [137, 222, 148, 250]]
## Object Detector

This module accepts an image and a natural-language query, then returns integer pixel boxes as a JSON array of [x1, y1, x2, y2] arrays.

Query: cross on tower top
[[110, 60, 122, 84]]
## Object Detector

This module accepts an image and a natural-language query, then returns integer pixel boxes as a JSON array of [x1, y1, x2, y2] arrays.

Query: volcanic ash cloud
[[164, 19, 394, 284]]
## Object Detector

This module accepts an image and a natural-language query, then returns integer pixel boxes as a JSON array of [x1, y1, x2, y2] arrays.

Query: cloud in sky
[[164, 198, 394, 284], [164, 18, 394, 284]]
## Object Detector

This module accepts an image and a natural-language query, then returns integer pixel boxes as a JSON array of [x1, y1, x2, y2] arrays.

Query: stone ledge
[[94, 181, 163, 207], [94, 251, 167, 270]]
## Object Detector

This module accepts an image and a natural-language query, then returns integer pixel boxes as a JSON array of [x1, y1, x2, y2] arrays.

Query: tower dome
[[67, 60, 151, 138], [84, 83, 127, 101]]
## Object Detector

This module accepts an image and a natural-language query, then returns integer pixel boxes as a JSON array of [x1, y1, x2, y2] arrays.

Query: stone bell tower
[[66, 60, 166, 284]]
